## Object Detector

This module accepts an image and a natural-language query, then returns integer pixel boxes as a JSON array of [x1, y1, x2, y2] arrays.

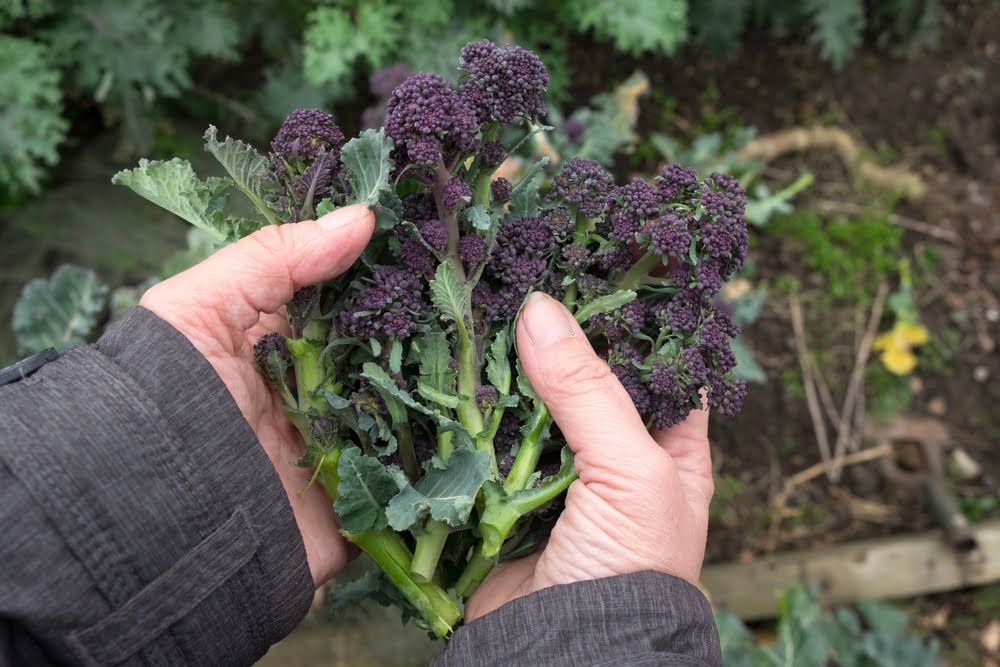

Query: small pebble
[[951, 448, 982, 480], [927, 396, 947, 417], [974, 366, 990, 383]]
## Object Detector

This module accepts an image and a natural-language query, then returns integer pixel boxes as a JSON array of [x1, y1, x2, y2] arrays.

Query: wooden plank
[[700, 519, 1000, 621]]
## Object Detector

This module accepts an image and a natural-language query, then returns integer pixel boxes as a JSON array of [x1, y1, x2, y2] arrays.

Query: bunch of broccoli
[[114, 40, 747, 637]]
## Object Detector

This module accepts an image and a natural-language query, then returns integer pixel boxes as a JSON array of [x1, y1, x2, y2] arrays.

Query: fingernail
[[317, 204, 372, 230], [521, 292, 577, 348]]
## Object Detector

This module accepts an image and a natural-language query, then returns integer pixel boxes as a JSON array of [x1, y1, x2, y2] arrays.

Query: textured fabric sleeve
[[0, 307, 314, 666], [432, 571, 721, 667]]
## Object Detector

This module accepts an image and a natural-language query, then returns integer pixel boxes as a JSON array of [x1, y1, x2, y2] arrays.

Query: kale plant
[[113, 40, 748, 636]]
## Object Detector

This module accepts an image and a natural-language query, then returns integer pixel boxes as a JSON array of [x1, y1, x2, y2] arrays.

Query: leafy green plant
[[12, 265, 108, 354], [717, 585, 941, 666], [0, 34, 66, 195]]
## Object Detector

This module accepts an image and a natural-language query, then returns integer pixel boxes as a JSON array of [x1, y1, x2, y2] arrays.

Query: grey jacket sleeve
[[433, 571, 721, 667], [0, 307, 314, 666]]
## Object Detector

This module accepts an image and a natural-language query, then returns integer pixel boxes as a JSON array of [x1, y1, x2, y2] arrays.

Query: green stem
[[411, 519, 451, 583], [480, 454, 577, 558], [288, 338, 328, 413], [453, 548, 494, 599], [616, 250, 663, 291], [346, 528, 461, 638], [437, 431, 454, 464], [456, 326, 485, 436], [472, 169, 492, 207], [397, 423, 419, 483], [503, 403, 549, 493]]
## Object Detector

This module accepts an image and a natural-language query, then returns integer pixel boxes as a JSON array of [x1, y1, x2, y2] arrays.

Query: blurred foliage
[[718, 585, 941, 666], [12, 264, 108, 354], [0, 0, 939, 197]]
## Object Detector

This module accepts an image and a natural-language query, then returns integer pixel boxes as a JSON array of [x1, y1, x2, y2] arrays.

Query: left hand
[[140, 205, 375, 586]]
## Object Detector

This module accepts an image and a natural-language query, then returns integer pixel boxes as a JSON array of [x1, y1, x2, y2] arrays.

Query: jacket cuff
[[1, 306, 312, 665], [435, 571, 721, 667]]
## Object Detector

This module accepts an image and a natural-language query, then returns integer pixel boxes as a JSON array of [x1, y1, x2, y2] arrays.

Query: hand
[[466, 292, 714, 621], [140, 205, 375, 586]]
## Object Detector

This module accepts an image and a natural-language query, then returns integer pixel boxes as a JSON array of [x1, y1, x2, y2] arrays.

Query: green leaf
[[745, 172, 814, 226], [564, 72, 649, 165], [342, 128, 395, 207], [732, 337, 767, 383], [507, 156, 548, 219], [808, 0, 865, 69], [465, 204, 492, 232], [386, 448, 492, 530], [416, 381, 461, 409], [574, 289, 637, 323], [334, 446, 404, 533], [485, 327, 512, 393], [0, 35, 67, 194], [429, 261, 468, 327], [203, 125, 279, 226], [324, 391, 351, 410], [388, 340, 403, 374], [326, 568, 404, 615], [417, 331, 455, 393], [13, 264, 108, 354], [112, 158, 231, 240], [515, 359, 539, 402], [362, 362, 474, 447], [566, 0, 688, 56]]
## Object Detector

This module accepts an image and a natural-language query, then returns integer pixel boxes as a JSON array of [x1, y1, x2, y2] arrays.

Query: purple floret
[[542, 206, 575, 240], [342, 266, 428, 339], [564, 118, 585, 144], [710, 373, 747, 417], [657, 163, 699, 201], [612, 365, 651, 416], [403, 192, 437, 221], [271, 109, 345, 170], [549, 157, 614, 218], [442, 178, 472, 210], [490, 177, 513, 203], [647, 213, 692, 258], [253, 332, 290, 382], [418, 219, 449, 250], [475, 384, 500, 410], [459, 39, 549, 125], [399, 233, 433, 275], [604, 178, 662, 243], [560, 242, 592, 274], [384, 73, 479, 167], [659, 289, 703, 334], [699, 172, 749, 275], [481, 140, 506, 167], [459, 233, 487, 267]]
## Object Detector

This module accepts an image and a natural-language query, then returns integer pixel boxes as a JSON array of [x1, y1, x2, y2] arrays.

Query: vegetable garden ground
[[1, 1, 997, 665]]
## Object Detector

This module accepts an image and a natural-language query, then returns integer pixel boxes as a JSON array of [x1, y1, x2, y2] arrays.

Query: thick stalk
[[288, 338, 327, 413], [397, 423, 419, 483], [616, 250, 663, 291], [503, 403, 549, 493], [410, 519, 451, 583], [453, 548, 494, 599], [346, 528, 462, 638], [456, 327, 485, 436]]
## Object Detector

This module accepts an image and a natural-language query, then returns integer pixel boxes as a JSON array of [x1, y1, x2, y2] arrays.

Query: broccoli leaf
[[429, 261, 468, 327], [203, 125, 279, 226], [573, 289, 637, 324], [386, 447, 492, 530], [731, 337, 767, 383], [515, 359, 539, 403], [416, 382, 462, 409], [506, 156, 548, 220], [485, 327, 512, 393], [112, 158, 232, 240], [13, 264, 108, 354], [566, 0, 688, 56], [334, 446, 405, 533], [416, 331, 456, 393], [342, 128, 395, 208], [808, 0, 865, 69], [326, 568, 405, 615], [362, 362, 474, 447], [0, 35, 67, 194], [464, 204, 493, 232]]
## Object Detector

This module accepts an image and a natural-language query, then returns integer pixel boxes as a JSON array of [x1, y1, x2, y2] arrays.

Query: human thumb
[[142, 204, 375, 332], [514, 292, 659, 476]]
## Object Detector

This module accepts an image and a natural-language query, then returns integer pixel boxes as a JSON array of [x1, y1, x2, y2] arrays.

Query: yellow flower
[[873, 321, 930, 375]]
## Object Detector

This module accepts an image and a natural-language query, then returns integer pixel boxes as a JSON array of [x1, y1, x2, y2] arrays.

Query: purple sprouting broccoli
[[490, 177, 512, 203], [384, 73, 479, 168], [341, 266, 428, 339], [548, 157, 614, 218], [458, 39, 549, 125], [564, 118, 585, 144], [271, 109, 345, 173], [442, 177, 472, 210], [126, 40, 751, 638]]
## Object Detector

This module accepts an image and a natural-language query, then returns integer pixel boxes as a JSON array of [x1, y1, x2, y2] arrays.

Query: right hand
[[466, 292, 714, 621]]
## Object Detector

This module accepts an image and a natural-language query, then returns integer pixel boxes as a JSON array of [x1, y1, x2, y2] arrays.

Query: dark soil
[[569, 0, 999, 565]]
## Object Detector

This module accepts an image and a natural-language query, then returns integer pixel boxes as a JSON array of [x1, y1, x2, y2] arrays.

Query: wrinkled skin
[[141, 205, 376, 586], [466, 292, 713, 621]]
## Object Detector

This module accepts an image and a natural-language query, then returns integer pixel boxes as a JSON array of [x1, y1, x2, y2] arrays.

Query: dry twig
[[789, 293, 833, 474], [830, 282, 889, 480]]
